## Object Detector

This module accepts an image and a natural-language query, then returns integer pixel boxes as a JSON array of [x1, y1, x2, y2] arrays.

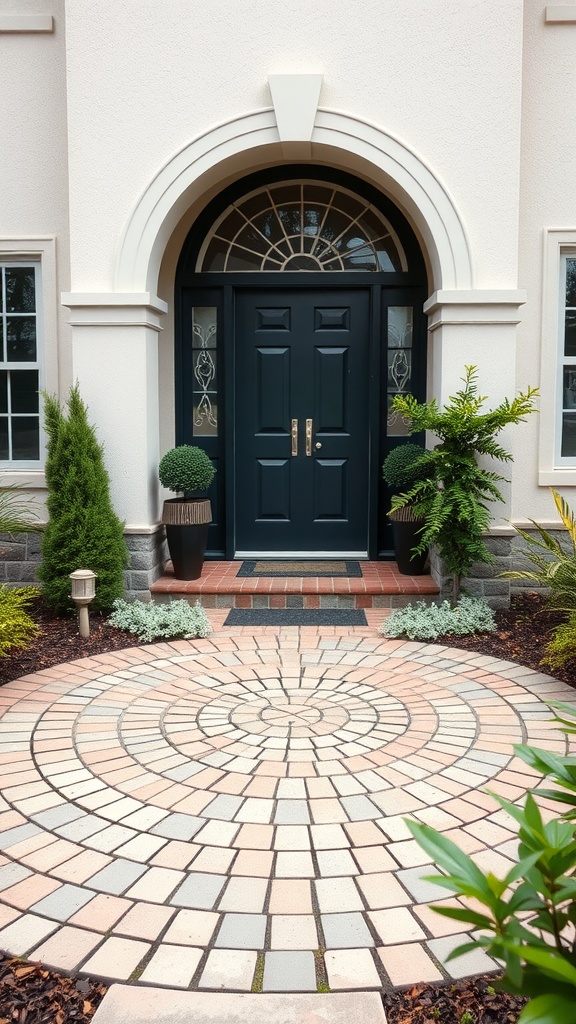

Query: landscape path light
[[69, 569, 97, 638]]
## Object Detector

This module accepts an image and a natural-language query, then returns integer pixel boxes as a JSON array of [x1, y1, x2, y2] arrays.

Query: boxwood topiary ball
[[159, 445, 216, 494], [382, 443, 429, 490]]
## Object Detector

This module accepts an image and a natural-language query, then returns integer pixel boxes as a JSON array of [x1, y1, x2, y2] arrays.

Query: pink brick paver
[[0, 625, 573, 992]]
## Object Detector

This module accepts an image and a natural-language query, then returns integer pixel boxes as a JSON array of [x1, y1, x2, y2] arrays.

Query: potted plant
[[388, 366, 538, 603], [159, 445, 216, 580], [382, 443, 431, 575]]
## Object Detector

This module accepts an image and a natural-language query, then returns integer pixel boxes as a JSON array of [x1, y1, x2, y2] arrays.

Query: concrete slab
[[92, 988, 388, 1024]]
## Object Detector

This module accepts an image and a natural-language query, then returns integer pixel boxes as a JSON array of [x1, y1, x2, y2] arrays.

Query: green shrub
[[108, 598, 212, 642], [159, 446, 215, 495], [407, 701, 576, 1024], [379, 596, 496, 641], [0, 586, 40, 657], [382, 443, 432, 491], [389, 366, 538, 603], [501, 489, 576, 668], [38, 386, 129, 614]]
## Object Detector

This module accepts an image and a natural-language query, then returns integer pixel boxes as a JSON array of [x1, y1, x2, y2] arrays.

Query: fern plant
[[501, 489, 576, 668], [389, 366, 538, 602]]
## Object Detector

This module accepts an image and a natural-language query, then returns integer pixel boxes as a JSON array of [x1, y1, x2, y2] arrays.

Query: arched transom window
[[198, 181, 408, 272]]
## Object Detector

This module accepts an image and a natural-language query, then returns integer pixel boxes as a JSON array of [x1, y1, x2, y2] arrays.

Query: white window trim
[[0, 237, 58, 483], [539, 229, 576, 485]]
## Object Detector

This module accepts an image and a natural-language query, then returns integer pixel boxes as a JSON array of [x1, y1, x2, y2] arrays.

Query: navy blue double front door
[[234, 287, 370, 555]]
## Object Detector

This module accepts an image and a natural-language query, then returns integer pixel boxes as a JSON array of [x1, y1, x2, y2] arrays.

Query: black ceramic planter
[[165, 522, 209, 580], [391, 518, 428, 575], [161, 498, 212, 581]]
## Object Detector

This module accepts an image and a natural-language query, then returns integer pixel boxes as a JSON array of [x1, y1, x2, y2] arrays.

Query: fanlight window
[[198, 182, 408, 273]]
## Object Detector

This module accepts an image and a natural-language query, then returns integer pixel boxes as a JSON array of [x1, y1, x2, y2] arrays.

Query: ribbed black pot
[[165, 523, 210, 581], [391, 519, 428, 575], [161, 498, 212, 581]]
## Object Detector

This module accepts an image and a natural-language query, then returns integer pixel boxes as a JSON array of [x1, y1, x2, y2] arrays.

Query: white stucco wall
[[0, 0, 71, 508], [64, 0, 524, 295], [515, 0, 576, 522]]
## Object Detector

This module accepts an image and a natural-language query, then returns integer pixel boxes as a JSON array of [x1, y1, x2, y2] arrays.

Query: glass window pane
[[565, 313, 576, 357], [6, 316, 36, 361], [563, 367, 576, 408], [192, 307, 217, 348], [11, 417, 39, 460], [0, 419, 8, 459], [227, 249, 262, 272], [0, 372, 6, 414], [192, 308, 217, 437], [5, 267, 35, 312], [387, 396, 410, 436], [566, 258, 576, 307], [11, 370, 38, 413], [562, 412, 576, 457], [193, 398, 218, 436], [388, 349, 412, 392], [203, 238, 226, 272], [388, 307, 413, 348]]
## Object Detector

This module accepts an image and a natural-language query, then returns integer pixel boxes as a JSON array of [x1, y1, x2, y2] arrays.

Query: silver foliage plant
[[379, 596, 496, 641], [108, 598, 212, 642]]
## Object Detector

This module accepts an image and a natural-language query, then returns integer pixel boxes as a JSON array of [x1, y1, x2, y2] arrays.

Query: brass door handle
[[291, 418, 298, 456], [306, 419, 313, 456]]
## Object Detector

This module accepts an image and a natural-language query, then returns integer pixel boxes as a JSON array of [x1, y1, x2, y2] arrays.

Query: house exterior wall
[[2, 0, 574, 599]]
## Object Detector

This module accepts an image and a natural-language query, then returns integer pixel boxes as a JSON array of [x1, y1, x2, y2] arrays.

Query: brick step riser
[[152, 592, 440, 609]]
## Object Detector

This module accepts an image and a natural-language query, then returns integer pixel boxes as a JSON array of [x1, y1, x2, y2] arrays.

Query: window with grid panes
[[560, 254, 576, 463], [0, 264, 41, 463]]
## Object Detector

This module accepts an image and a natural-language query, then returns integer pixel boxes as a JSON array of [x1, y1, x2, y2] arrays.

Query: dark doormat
[[237, 560, 363, 578], [224, 609, 368, 626]]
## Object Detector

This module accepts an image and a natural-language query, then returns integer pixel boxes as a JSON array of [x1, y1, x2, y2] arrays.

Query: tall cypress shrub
[[39, 386, 128, 613]]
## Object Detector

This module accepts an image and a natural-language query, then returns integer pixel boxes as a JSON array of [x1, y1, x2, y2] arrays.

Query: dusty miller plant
[[109, 598, 212, 643], [379, 596, 496, 641], [408, 701, 576, 1024], [389, 366, 538, 603]]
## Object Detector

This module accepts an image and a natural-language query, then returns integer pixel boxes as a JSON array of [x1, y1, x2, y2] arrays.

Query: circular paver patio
[[0, 629, 572, 992]]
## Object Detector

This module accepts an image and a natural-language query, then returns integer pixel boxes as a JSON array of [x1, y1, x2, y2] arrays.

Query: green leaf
[[518, 994, 576, 1024]]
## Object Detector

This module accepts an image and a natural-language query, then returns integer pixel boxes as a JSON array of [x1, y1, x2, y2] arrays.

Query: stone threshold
[[150, 560, 439, 609]]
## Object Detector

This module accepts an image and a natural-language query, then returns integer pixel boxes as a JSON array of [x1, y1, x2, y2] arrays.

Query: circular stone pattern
[[0, 634, 571, 993]]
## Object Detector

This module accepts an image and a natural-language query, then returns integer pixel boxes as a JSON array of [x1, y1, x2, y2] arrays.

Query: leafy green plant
[[407, 701, 576, 1024], [108, 598, 212, 642], [501, 489, 576, 669], [0, 482, 37, 538], [38, 386, 129, 613], [0, 586, 40, 656], [159, 445, 215, 495], [379, 596, 496, 641], [389, 366, 538, 602]]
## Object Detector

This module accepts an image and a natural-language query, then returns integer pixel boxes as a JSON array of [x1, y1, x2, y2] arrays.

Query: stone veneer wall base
[[0, 527, 168, 601]]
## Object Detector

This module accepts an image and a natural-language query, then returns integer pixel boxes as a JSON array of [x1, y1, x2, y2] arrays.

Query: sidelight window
[[0, 263, 41, 463]]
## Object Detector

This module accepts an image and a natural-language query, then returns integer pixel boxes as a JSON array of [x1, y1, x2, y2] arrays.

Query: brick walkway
[[0, 621, 571, 993]]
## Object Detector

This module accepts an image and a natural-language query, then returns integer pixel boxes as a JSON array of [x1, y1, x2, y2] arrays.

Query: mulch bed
[[0, 590, 573, 1021], [382, 975, 526, 1024], [0, 954, 106, 1024]]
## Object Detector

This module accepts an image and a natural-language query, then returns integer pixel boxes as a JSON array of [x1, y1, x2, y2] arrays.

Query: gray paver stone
[[214, 913, 266, 949], [397, 867, 450, 903], [32, 883, 94, 921], [32, 805, 85, 829], [86, 859, 148, 895], [170, 873, 226, 910], [321, 912, 374, 948], [151, 814, 205, 841], [262, 951, 317, 992]]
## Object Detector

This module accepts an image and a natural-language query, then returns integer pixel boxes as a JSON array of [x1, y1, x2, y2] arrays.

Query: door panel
[[234, 288, 370, 554]]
